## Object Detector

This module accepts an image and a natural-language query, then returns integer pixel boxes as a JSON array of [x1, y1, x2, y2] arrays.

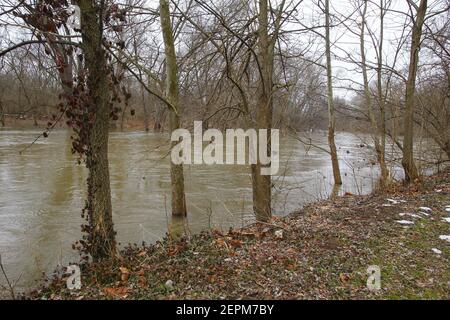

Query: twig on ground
[[0, 254, 16, 300]]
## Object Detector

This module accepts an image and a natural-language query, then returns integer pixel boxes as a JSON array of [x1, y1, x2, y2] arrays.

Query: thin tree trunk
[[79, 0, 116, 261], [402, 0, 427, 183], [0, 100, 5, 127], [160, 0, 187, 217], [251, 0, 273, 222], [325, 0, 342, 186], [141, 83, 150, 132], [360, 0, 389, 187], [376, 0, 389, 184]]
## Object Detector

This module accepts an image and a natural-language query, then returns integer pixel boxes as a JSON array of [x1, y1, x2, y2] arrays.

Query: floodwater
[[0, 129, 405, 290]]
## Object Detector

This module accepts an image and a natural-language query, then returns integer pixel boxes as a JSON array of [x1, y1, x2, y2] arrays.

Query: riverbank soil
[[29, 171, 449, 300]]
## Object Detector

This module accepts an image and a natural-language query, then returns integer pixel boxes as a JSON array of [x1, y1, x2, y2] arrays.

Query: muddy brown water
[[0, 129, 406, 290]]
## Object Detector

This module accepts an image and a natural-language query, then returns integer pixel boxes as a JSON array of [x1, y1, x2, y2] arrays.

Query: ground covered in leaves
[[30, 172, 450, 300]]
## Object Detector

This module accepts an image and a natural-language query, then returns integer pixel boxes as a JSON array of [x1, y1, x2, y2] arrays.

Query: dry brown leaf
[[339, 273, 350, 283], [230, 239, 243, 249], [103, 287, 129, 298]]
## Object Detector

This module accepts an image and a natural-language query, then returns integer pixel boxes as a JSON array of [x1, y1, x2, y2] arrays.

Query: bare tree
[[324, 0, 342, 186], [402, 0, 428, 183], [160, 0, 187, 218]]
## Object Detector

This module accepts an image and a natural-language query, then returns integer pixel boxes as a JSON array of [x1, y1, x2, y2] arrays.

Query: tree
[[159, 0, 187, 218], [324, 0, 342, 186], [78, 0, 117, 260], [358, 0, 390, 186], [402, 0, 428, 183]]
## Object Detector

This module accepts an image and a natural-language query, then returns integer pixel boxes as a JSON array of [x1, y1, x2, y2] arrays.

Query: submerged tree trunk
[[325, 0, 342, 186], [79, 0, 116, 261], [160, 0, 187, 218], [251, 0, 273, 222], [402, 0, 427, 183], [0, 101, 5, 127], [141, 85, 150, 132]]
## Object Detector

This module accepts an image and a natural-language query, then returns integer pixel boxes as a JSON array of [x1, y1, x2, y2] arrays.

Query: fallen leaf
[[230, 239, 243, 249], [339, 273, 350, 284], [103, 287, 129, 298]]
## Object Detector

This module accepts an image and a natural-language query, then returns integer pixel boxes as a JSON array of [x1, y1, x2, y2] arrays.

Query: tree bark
[[325, 0, 342, 186], [376, 0, 389, 184], [79, 0, 116, 261], [251, 0, 273, 222], [160, 0, 187, 217], [402, 0, 427, 183], [360, 0, 389, 186], [0, 100, 5, 127]]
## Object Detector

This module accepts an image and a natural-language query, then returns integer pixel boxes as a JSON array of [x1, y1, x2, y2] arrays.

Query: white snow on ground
[[443, 218, 450, 223], [386, 199, 406, 205], [387, 199, 400, 204], [396, 220, 415, 225], [384, 199, 407, 207], [432, 248, 442, 255], [439, 235, 450, 243], [419, 207, 432, 213], [399, 213, 422, 219], [419, 212, 430, 217]]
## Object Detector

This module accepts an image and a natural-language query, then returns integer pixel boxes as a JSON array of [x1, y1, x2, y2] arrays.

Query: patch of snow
[[439, 235, 450, 243], [443, 218, 450, 223], [387, 199, 400, 204], [419, 207, 432, 213], [164, 280, 174, 291], [432, 248, 442, 255], [419, 212, 430, 217], [275, 229, 284, 239], [399, 213, 422, 219], [396, 220, 415, 225], [445, 208, 450, 213]]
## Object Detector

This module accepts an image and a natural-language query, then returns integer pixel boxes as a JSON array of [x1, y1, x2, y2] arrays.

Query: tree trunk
[[360, 0, 389, 187], [160, 0, 187, 217], [141, 83, 150, 132], [251, 0, 273, 222], [325, 0, 342, 186], [79, 0, 116, 261], [0, 100, 5, 127], [402, 0, 427, 183], [376, 0, 389, 184]]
